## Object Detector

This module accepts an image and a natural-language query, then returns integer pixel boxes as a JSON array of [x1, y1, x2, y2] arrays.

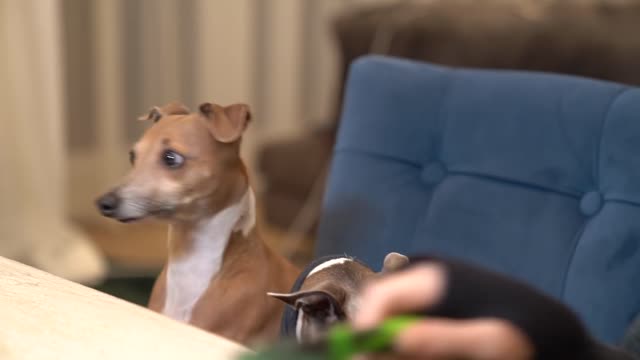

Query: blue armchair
[[315, 55, 640, 344]]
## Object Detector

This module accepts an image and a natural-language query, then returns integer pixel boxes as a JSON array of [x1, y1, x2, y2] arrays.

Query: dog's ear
[[198, 102, 251, 143], [268, 290, 346, 321], [138, 106, 163, 122], [267, 291, 310, 308], [381, 252, 410, 273], [138, 101, 190, 123]]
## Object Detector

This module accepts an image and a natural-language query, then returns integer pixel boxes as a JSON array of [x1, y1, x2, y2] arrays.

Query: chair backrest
[[315, 55, 640, 343]]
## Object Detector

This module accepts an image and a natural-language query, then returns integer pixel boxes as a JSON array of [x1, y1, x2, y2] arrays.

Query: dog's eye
[[162, 150, 184, 168], [129, 150, 135, 165]]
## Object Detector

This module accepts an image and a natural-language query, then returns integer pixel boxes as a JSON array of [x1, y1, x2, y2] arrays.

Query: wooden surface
[[0, 256, 248, 360]]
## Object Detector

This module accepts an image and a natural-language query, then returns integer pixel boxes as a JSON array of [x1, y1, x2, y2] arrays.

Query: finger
[[395, 318, 534, 360], [352, 264, 445, 330]]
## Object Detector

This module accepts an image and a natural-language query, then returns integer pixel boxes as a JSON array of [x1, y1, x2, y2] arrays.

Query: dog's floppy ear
[[198, 102, 251, 143], [267, 291, 313, 308], [138, 101, 190, 123], [268, 290, 346, 321], [138, 106, 163, 122], [381, 252, 410, 273]]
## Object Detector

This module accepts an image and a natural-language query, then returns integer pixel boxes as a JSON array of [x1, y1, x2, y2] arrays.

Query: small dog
[[96, 101, 300, 346], [268, 252, 409, 343]]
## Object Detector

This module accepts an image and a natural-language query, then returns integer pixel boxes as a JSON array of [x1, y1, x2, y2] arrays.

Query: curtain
[[0, 0, 107, 284]]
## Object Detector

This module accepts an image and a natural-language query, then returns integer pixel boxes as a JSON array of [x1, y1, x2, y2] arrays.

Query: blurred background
[[1, 0, 640, 304]]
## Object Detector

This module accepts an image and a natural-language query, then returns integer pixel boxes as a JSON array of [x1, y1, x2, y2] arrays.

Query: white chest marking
[[163, 189, 256, 322]]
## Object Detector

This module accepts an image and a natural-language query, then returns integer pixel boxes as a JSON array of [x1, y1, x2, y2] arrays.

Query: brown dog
[[96, 101, 300, 346]]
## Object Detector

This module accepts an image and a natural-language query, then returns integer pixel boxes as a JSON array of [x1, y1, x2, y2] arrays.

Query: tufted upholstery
[[315, 55, 640, 344]]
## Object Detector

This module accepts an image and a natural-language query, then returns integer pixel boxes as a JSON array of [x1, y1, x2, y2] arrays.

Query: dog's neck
[[162, 188, 256, 322]]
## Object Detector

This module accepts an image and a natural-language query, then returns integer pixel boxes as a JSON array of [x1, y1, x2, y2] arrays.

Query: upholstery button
[[421, 162, 447, 185], [580, 191, 603, 216]]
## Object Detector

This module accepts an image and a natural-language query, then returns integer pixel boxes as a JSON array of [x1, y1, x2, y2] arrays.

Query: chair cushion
[[315, 55, 640, 343]]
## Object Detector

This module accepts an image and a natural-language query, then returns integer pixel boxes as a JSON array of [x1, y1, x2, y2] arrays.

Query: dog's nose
[[96, 192, 120, 216]]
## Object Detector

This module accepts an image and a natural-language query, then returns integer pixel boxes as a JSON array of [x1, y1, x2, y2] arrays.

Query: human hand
[[352, 264, 533, 360]]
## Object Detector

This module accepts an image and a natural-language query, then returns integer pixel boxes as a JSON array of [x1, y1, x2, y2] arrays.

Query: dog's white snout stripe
[[307, 257, 352, 278]]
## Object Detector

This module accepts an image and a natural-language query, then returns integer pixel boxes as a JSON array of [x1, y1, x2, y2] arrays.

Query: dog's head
[[268, 252, 409, 343], [96, 101, 251, 223]]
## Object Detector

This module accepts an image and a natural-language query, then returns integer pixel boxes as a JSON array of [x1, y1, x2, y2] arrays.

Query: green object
[[328, 315, 419, 360], [238, 340, 326, 360], [239, 315, 421, 360]]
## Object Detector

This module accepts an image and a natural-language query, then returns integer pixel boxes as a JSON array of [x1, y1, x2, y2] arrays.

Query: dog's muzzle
[[96, 192, 120, 218]]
